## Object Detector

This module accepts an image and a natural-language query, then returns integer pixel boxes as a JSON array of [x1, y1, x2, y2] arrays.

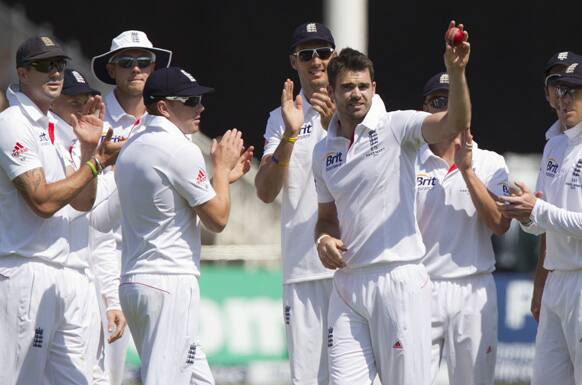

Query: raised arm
[[255, 79, 304, 203], [422, 21, 472, 144]]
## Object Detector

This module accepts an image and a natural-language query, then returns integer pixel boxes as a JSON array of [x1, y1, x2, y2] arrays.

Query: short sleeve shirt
[[115, 115, 216, 277], [312, 95, 429, 268]]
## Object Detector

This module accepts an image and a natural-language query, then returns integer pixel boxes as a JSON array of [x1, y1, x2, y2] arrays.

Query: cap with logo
[[16, 36, 70, 67], [289, 22, 335, 52], [544, 51, 580, 76], [143, 67, 214, 105], [422, 72, 449, 97], [61, 69, 100, 96], [554, 62, 582, 88], [91, 30, 173, 85]]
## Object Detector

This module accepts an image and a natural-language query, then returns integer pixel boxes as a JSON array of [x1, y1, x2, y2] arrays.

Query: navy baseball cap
[[62, 69, 100, 96], [143, 67, 214, 105], [16, 36, 69, 67], [554, 62, 582, 88], [423, 72, 449, 97], [289, 22, 335, 52], [544, 51, 580, 76]]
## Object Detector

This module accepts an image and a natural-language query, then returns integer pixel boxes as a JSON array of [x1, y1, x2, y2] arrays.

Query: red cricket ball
[[445, 27, 464, 46]]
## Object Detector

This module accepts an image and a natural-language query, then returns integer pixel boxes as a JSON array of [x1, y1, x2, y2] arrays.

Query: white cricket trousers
[[284, 278, 333, 385], [430, 274, 498, 385], [328, 263, 432, 385], [0, 257, 93, 385], [119, 274, 214, 385], [532, 270, 582, 385]]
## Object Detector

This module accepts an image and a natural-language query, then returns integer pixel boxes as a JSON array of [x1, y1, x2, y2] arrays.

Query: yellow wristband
[[282, 134, 298, 143], [85, 160, 98, 177], [271, 154, 289, 168]]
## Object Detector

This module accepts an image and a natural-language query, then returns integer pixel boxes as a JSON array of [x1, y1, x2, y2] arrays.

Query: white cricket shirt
[[415, 143, 509, 279], [0, 88, 72, 272], [523, 122, 582, 271], [103, 91, 145, 142], [312, 96, 430, 268], [115, 115, 216, 277], [263, 90, 333, 283]]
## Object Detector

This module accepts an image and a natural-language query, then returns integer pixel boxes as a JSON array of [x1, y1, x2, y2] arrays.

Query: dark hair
[[328, 48, 375, 89]]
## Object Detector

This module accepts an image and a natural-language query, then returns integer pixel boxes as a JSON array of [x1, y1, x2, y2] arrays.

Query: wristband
[[282, 133, 298, 143], [271, 154, 289, 167], [86, 160, 98, 177], [316, 234, 331, 247]]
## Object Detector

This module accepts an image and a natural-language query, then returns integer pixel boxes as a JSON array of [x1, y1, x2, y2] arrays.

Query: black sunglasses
[[166, 95, 203, 107], [293, 47, 334, 62], [427, 95, 448, 110], [111, 56, 155, 69], [26, 59, 67, 73]]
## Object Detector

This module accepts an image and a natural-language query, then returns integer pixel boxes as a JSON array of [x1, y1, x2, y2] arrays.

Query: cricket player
[[254, 22, 339, 385], [415, 71, 510, 385], [91, 30, 173, 384], [0, 36, 121, 385], [500, 60, 582, 385], [310, 21, 471, 385], [531, 51, 581, 322], [115, 66, 253, 385]]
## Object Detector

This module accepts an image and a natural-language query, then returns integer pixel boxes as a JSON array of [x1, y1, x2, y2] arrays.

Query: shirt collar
[[6, 84, 49, 125], [49, 111, 76, 146], [418, 141, 479, 165], [545, 120, 562, 141], [564, 121, 582, 141], [104, 91, 142, 123], [143, 115, 190, 141], [327, 94, 386, 138]]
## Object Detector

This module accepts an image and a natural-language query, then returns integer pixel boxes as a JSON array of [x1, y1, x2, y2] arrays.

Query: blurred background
[[2, 0, 580, 383]]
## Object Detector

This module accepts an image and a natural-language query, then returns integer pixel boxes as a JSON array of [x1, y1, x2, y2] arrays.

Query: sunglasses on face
[[556, 86, 579, 101], [110, 56, 155, 69], [26, 59, 67, 73], [166, 95, 203, 107], [427, 95, 448, 110], [293, 47, 334, 62]]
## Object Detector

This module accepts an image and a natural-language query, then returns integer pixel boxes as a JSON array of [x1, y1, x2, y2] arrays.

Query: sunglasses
[[293, 47, 334, 62], [166, 95, 203, 107], [110, 56, 155, 69], [427, 95, 448, 109], [26, 59, 67, 73], [556, 86, 579, 100]]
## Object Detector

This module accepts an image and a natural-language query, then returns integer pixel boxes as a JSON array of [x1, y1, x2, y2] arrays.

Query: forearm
[[255, 140, 295, 203], [196, 168, 231, 233], [315, 216, 341, 241], [91, 232, 121, 311], [461, 168, 510, 235], [70, 144, 99, 211], [444, 70, 471, 136], [532, 199, 582, 238]]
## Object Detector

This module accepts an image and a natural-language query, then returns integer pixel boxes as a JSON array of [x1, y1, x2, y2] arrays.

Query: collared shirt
[[263, 89, 332, 283], [415, 142, 509, 279], [312, 95, 430, 268], [115, 115, 216, 277], [545, 120, 563, 141], [103, 91, 145, 143], [524, 121, 582, 271], [0, 86, 72, 272]]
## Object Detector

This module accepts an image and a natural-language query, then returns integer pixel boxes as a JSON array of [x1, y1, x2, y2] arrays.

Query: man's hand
[[497, 182, 539, 223], [95, 128, 126, 168], [281, 79, 304, 137], [106, 309, 127, 343], [71, 95, 105, 149], [211, 129, 244, 174], [310, 87, 335, 129], [317, 235, 347, 269], [228, 145, 255, 183], [444, 20, 470, 74], [454, 128, 473, 172]]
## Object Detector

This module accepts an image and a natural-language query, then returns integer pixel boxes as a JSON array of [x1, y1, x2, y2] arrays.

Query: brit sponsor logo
[[298, 122, 312, 137], [325, 151, 343, 171], [416, 172, 437, 190], [11, 142, 28, 159], [545, 157, 559, 177]]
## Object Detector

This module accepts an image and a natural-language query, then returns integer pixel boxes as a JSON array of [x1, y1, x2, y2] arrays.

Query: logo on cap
[[558, 52, 569, 61], [439, 74, 449, 84], [566, 63, 579, 73], [180, 69, 196, 82], [71, 71, 86, 84], [131, 32, 140, 43], [40, 37, 55, 47], [306, 23, 317, 33]]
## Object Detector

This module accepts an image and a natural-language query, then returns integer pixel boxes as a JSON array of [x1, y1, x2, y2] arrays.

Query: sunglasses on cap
[[165, 95, 203, 107], [25, 58, 67, 73], [109, 55, 155, 69], [426, 95, 448, 110], [293, 47, 334, 62]]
